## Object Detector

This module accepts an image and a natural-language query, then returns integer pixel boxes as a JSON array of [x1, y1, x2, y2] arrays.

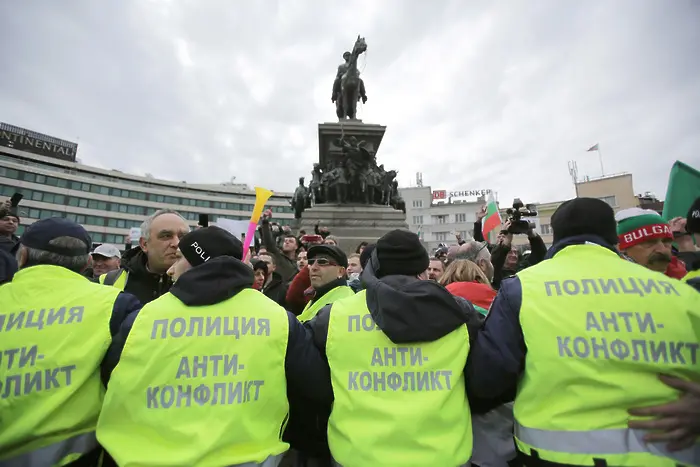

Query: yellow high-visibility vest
[[326, 290, 473, 467], [0, 265, 119, 465], [97, 289, 290, 467], [514, 244, 700, 467], [297, 285, 354, 322]]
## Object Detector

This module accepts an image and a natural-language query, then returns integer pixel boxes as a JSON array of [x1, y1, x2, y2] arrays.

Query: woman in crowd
[[439, 259, 497, 316]]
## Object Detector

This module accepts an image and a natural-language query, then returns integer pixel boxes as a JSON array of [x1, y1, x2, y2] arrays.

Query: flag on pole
[[482, 193, 502, 237], [587, 143, 599, 152]]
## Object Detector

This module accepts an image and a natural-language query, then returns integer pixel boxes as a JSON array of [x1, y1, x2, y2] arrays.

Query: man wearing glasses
[[296, 244, 354, 323]]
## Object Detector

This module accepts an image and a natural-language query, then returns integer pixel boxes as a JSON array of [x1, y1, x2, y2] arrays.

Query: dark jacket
[[262, 271, 287, 308], [0, 248, 17, 284], [288, 255, 485, 458], [104, 247, 172, 305], [260, 219, 298, 282], [0, 234, 19, 254], [465, 234, 620, 404], [282, 276, 353, 457], [101, 256, 331, 407]]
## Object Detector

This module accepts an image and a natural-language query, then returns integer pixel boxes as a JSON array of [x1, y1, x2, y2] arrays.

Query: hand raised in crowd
[[628, 374, 700, 451], [261, 209, 272, 221], [499, 221, 514, 246], [476, 204, 488, 221]]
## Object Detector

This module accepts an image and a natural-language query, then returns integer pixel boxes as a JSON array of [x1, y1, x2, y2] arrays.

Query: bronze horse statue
[[340, 36, 367, 120]]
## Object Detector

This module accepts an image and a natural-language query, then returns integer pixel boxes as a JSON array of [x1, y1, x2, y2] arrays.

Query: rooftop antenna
[[416, 172, 423, 187], [568, 160, 579, 196]]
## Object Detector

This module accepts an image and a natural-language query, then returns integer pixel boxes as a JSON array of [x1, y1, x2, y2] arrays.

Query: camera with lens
[[505, 198, 538, 235]]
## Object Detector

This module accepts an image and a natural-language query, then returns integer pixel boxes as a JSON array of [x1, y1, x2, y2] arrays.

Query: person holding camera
[[0, 198, 21, 253], [475, 205, 547, 289]]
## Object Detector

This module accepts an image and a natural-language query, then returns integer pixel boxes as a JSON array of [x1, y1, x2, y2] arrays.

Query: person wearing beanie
[[97, 226, 332, 467], [295, 229, 484, 466], [466, 197, 700, 467], [0, 217, 141, 466], [0, 198, 21, 254], [615, 207, 687, 278]]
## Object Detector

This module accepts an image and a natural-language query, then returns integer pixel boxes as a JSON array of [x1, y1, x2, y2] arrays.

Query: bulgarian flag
[[482, 193, 502, 237]]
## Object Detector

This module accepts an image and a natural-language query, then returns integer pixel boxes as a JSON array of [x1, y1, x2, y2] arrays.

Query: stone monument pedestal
[[300, 204, 408, 254]]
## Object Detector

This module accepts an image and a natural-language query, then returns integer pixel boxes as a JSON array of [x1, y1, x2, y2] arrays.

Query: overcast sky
[[2, 0, 699, 203]]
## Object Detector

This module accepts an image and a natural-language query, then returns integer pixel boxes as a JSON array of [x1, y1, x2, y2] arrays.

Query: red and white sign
[[432, 190, 447, 200]]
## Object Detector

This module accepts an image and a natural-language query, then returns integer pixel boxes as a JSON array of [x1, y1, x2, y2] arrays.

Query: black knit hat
[[375, 230, 429, 278], [179, 226, 243, 267], [551, 197, 618, 245], [687, 197, 700, 234]]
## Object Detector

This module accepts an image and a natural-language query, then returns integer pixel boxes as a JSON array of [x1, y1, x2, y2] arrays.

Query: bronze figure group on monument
[[291, 35, 406, 221]]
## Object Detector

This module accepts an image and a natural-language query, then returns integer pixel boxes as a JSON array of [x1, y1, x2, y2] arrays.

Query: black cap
[[686, 197, 700, 234], [20, 218, 92, 256], [551, 198, 618, 245], [375, 229, 429, 278], [308, 244, 348, 268], [179, 226, 243, 267], [252, 259, 268, 275]]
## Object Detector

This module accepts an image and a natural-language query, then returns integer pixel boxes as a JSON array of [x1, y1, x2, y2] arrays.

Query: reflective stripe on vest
[[96, 289, 290, 466], [515, 423, 700, 466], [297, 285, 354, 322], [326, 290, 473, 466], [0, 431, 97, 467], [514, 244, 700, 467]]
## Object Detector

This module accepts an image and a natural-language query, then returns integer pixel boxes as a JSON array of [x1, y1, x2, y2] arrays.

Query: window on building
[[434, 231, 449, 241], [412, 215, 423, 225], [598, 195, 617, 207], [455, 213, 467, 223], [433, 215, 448, 224], [412, 200, 423, 208], [540, 223, 552, 235]]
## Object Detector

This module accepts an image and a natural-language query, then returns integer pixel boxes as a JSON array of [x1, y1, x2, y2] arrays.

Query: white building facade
[[400, 186, 487, 253], [0, 134, 294, 248]]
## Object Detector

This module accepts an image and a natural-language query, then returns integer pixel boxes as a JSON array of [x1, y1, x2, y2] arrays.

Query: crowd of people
[[0, 194, 699, 467]]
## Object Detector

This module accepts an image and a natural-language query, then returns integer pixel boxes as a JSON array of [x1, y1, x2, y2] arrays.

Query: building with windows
[[401, 172, 646, 251], [0, 127, 294, 248], [400, 186, 485, 253]]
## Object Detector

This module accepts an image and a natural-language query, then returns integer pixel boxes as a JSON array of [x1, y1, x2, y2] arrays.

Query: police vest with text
[[297, 284, 354, 322], [325, 290, 473, 467], [0, 265, 121, 465], [96, 289, 290, 467], [514, 244, 700, 467]]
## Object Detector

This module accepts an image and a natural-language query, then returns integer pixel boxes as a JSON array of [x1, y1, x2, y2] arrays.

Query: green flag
[[662, 161, 700, 221]]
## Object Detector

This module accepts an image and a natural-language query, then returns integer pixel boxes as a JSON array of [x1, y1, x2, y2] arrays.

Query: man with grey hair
[[0, 217, 140, 466], [100, 209, 189, 304], [451, 239, 495, 283]]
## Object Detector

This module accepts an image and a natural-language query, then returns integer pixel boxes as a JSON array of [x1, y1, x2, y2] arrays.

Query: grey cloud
[[1, 0, 698, 203]]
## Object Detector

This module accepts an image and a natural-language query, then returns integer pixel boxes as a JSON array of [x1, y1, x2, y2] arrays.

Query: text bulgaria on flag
[[482, 194, 501, 237]]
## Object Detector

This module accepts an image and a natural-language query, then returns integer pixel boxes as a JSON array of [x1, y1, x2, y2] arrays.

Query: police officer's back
[[306, 230, 484, 467], [466, 198, 700, 467], [0, 218, 140, 466], [97, 226, 330, 467]]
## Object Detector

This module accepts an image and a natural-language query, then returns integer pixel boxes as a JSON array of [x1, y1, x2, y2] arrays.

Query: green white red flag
[[482, 193, 501, 237]]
